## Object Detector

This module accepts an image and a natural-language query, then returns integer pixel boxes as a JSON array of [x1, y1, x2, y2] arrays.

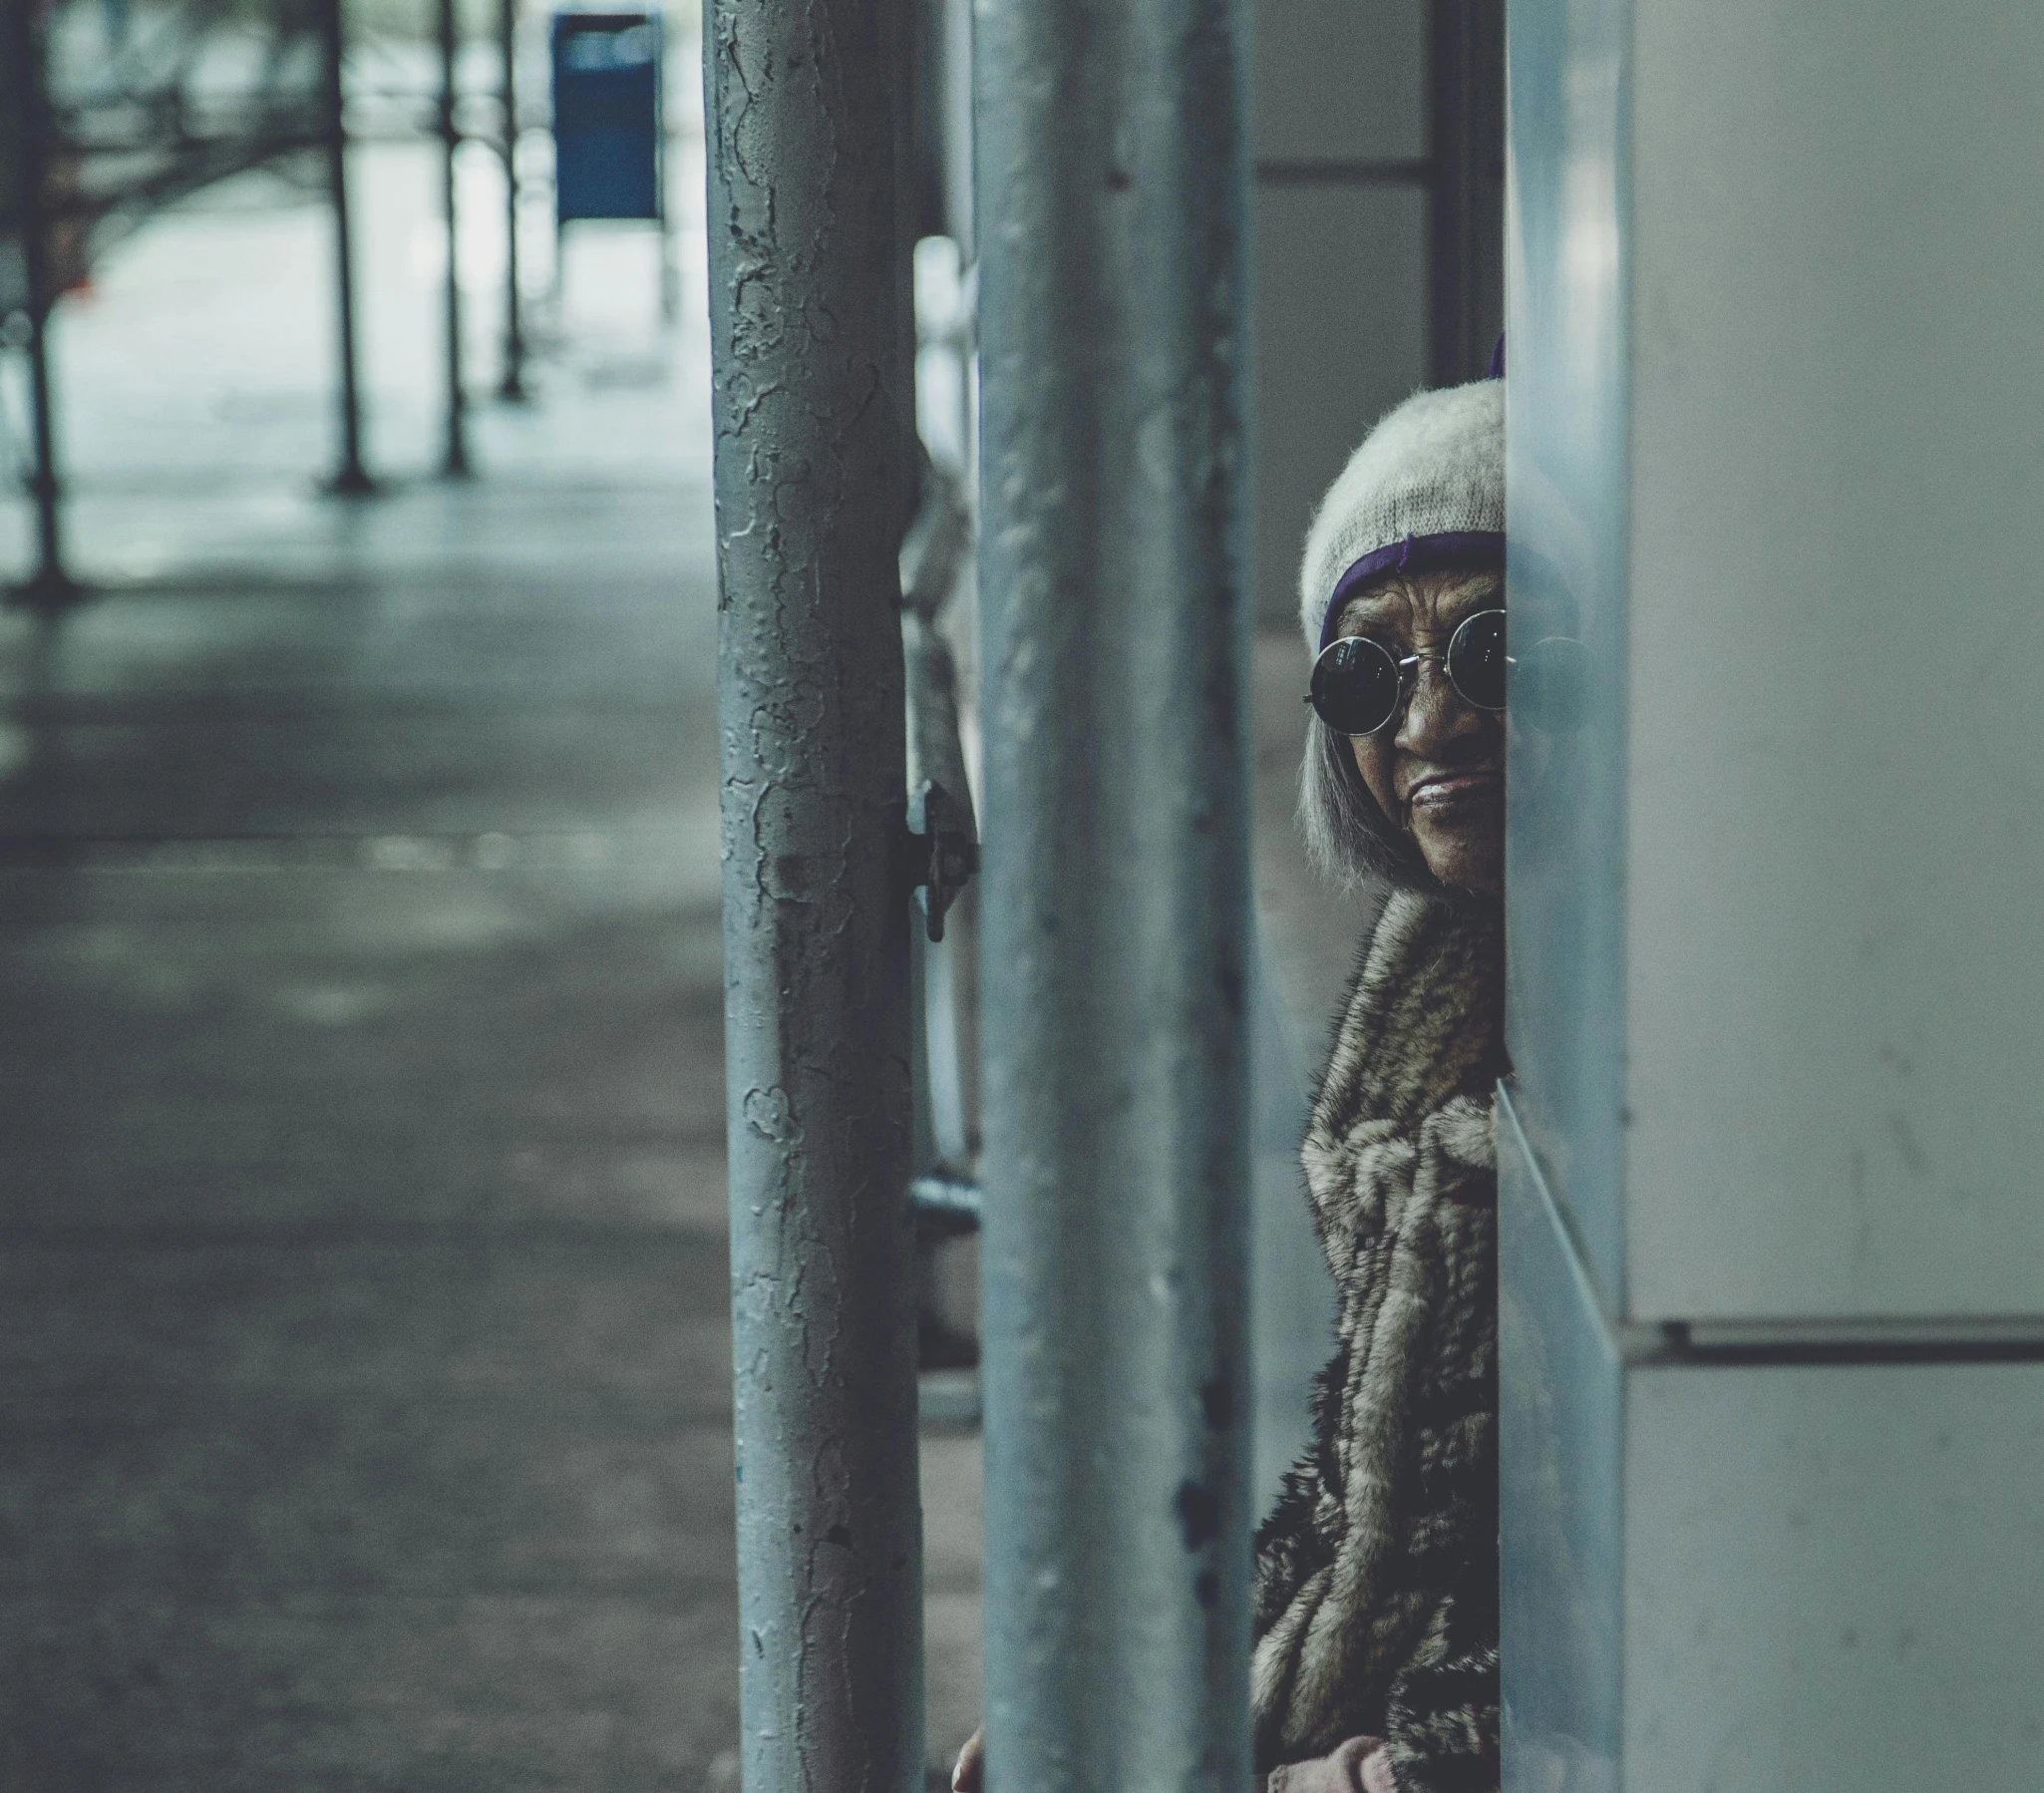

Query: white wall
[[1626, 0, 2044, 1320]]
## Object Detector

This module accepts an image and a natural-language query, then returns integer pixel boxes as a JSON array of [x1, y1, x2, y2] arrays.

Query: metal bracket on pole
[[902, 614, 978, 942], [900, 475, 979, 942]]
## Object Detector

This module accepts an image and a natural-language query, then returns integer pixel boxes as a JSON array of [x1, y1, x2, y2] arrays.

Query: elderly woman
[[1252, 374, 1507, 1793], [956, 377, 1506, 1793]]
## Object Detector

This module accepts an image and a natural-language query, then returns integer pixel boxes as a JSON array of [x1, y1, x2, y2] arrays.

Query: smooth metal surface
[[703, 0, 923, 1787], [1502, 0, 1630, 1309], [975, 0, 1254, 1782], [437, 0, 470, 478]]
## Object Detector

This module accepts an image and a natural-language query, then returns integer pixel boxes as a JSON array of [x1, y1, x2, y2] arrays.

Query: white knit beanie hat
[[1296, 378, 1505, 656], [1295, 376, 1505, 892]]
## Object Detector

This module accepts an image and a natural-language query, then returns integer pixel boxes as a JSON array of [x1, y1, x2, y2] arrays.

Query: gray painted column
[[703, 2, 923, 1789], [975, 0, 1255, 1786]]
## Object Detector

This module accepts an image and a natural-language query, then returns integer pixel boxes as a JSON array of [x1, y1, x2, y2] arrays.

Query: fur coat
[[1251, 891, 1505, 1793]]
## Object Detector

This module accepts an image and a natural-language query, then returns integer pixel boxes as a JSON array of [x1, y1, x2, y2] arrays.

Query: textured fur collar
[[1252, 893, 1505, 1788]]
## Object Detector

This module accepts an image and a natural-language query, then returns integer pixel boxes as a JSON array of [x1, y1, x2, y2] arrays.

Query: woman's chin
[[1414, 821, 1503, 896]]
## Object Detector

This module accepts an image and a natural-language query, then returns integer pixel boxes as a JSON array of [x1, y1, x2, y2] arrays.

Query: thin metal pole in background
[[703, 0, 922, 1785], [437, 0, 469, 476], [496, 0, 526, 401], [975, 0, 1254, 1785], [10, 0, 76, 605], [654, 12, 677, 329], [317, 0, 374, 493]]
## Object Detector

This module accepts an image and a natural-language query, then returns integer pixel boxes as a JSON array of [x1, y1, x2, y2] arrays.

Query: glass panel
[[1502, 0, 1631, 1308], [1500, 1086, 1623, 1788]]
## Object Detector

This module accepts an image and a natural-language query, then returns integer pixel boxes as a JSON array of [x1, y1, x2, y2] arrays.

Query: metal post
[[318, 0, 374, 493], [654, 13, 678, 328], [438, 0, 470, 476], [975, 0, 1254, 1785], [704, 0, 922, 1788], [9, 0, 76, 606], [496, 0, 526, 400]]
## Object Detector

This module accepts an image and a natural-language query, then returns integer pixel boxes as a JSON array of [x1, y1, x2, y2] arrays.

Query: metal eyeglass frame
[[1306, 607, 1509, 737]]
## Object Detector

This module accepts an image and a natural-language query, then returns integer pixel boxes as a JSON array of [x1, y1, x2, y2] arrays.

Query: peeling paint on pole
[[975, 0, 1256, 1786], [704, 1, 922, 1787]]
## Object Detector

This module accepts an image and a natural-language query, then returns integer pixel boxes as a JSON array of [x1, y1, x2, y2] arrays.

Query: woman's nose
[[1395, 658, 1482, 755]]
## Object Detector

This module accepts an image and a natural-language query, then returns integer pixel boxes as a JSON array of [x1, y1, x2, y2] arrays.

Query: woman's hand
[[1261, 1736, 1395, 1793]]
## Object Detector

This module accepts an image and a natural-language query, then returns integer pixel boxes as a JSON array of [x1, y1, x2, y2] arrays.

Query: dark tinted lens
[[1446, 608, 1508, 710], [1310, 636, 1403, 736]]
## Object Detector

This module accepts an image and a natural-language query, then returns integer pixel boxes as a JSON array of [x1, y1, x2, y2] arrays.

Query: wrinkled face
[[1337, 565, 1506, 896]]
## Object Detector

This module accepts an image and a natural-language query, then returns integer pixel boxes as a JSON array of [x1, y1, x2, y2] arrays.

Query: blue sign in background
[[550, 11, 662, 224]]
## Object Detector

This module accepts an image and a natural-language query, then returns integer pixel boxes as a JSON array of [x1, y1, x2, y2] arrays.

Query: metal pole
[[496, 0, 526, 400], [703, 0, 922, 1787], [975, 0, 1253, 1786], [654, 13, 678, 329], [10, 0, 75, 606], [438, 0, 470, 476], [318, 0, 374, 493]]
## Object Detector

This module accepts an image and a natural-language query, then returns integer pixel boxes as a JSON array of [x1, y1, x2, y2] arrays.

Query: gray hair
[[1297, 713, 1434, 893]]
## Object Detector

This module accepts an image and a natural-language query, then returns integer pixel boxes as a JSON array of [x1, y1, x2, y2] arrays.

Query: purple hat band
[[1318, 529, 1507, 651]]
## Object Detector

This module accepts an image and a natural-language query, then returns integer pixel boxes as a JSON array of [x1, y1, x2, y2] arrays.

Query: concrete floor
[[0, 123, 997, 1788], [0, 97, 1365, 1793], [0, 509, 729, 1792]]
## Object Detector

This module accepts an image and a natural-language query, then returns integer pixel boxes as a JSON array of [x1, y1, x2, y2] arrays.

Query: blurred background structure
[[0, 0, 1497, 1786]]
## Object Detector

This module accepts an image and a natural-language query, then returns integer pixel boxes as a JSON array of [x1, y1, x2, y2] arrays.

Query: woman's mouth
[[1406, 769, 1502, 813]]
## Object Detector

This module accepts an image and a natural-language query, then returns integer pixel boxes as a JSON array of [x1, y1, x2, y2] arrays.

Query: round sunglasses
[[1307, 608, 1508, 737]]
